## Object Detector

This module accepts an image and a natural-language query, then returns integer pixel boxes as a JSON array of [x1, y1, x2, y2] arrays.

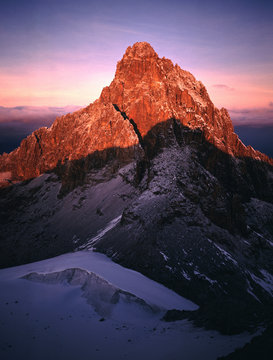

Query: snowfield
[[0, 251, 255, 360]]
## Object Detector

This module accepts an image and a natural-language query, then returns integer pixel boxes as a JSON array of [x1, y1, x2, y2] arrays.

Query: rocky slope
[[94, 122, 273, 334], [1, 42, 273, 337]]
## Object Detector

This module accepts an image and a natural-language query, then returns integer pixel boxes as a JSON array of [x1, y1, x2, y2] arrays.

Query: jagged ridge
[[0, 41, 272, 187]]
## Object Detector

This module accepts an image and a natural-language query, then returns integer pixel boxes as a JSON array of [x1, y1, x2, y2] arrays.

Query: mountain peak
[[123, 42, 158, 59], [0, 42, 273, 187], [114, 41, 160, 80]]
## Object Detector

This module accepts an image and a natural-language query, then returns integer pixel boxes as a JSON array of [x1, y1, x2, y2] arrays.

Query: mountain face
[[0, 42, 272, 188], [1, 42, 273, 335]]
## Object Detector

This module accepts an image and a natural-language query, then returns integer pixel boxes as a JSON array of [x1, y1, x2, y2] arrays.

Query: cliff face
[[0, 42, 272, 186], [101, 42, 272, 162], [0, 103, 140, 185]]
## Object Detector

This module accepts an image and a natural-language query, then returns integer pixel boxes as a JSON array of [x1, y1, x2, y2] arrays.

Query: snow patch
[[22, 268, 159, 317], [207, 239, 238, 266], [249, 270, 273, 296], [253, 230, 273, 247], [182, 270, 191, 281], [246, 279, 261, 303], [247, 289, 261, 303], [193, 270, 217, 285], [78, 215, 122, 250], [160, 251, 169, 262], [0, 251, 198, 311]]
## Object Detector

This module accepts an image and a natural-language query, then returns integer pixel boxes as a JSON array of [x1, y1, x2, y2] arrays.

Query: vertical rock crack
[[112, 104, 145, 149]]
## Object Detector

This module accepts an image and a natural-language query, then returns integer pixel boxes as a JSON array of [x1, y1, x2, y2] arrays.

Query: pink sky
[[1, 0, 273, 122], [0, 57, 272, 111]]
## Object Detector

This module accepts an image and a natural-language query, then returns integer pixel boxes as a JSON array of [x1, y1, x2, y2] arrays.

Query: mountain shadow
[[1, 118, 273, 336]]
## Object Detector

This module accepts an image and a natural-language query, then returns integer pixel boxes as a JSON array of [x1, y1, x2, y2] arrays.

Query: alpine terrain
[[1, 42, 273, 358]]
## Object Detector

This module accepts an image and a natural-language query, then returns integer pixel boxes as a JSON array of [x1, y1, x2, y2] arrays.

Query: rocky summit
[[0, 42, 272, 188], [1, 42, 273, 336]]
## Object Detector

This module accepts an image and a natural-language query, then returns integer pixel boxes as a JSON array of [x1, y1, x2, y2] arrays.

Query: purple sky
[[1, 0, 273, 109]]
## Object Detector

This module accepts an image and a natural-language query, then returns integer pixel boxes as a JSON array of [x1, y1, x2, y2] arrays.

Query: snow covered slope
[[0, 251, 254, 360], [0, 250, 198, 311]]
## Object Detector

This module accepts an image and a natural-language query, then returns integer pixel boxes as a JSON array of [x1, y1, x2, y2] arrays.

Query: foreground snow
[[0, 251, 254, 360]]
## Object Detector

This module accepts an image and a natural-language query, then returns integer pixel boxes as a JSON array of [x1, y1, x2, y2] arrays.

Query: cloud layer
[[212, 84, 234, 91], [0, 105, 81, 154], [0, 105, 81, 124], [229, 104, 273, 126]]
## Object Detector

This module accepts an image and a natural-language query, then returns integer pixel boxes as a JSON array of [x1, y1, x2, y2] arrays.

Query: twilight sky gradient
[[1, 0, 273, 109], [1, 0, 273, 156]]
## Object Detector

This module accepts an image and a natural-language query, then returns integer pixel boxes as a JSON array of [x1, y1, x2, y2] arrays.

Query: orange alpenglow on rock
[[0, 42, 272, 186]]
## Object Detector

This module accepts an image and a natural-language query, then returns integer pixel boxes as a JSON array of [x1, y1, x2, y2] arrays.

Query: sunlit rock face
[[102, 42, 272, 162], [0, 103, 140, 185], [0, 42, 272, 187]]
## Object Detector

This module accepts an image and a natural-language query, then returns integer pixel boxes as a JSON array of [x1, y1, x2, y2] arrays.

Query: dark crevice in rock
[[112, 103, 149, 185], [112, 104, 145, 149], [34, 133, 43, 155], [128, 118, 145, 149], [113, 103, 121, 112]]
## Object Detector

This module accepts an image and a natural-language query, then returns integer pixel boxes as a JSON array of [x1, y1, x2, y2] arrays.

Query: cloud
[[212, 84, 234, 91], [229, 104, 273, 126], [0, 105, 81, 124], [0, 105, 81, 154]]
